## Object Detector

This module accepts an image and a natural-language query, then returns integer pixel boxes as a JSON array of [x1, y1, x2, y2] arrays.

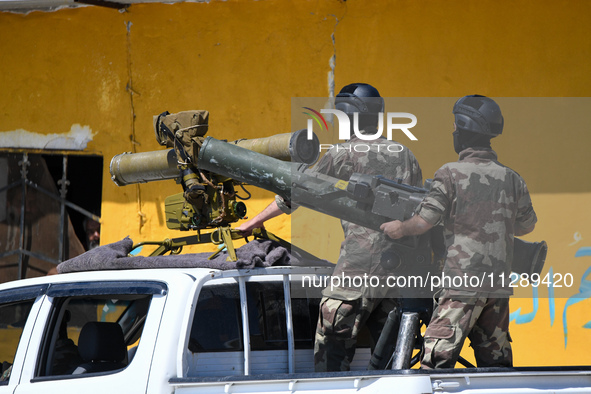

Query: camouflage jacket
[[313, 137, 423, 300], [417, 148, 537, 294]]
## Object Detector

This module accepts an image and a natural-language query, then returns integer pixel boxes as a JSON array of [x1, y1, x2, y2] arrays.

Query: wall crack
[[125, 17, 146, 233], [327, 5, 347, 98]]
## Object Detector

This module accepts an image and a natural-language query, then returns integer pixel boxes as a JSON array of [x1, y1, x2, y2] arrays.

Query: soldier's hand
[[236, 220, 264, 237], [380, 220, 405, 240]]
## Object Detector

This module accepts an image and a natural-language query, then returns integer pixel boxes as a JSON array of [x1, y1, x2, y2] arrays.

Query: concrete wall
[[1, 0, 590, 367]]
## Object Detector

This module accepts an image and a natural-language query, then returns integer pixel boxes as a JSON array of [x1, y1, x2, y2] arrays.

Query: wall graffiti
[[510, 233, 591, 348]]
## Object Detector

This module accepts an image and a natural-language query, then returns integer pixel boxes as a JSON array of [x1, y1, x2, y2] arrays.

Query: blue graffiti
[[548, 266, 555, 327], [510, 285, 539, 324], [510, 246, 591, 348], [562, 264, 591, 347], [575, 247, 591, 257]]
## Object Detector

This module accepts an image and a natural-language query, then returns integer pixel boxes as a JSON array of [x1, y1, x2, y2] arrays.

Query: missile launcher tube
[[197, 136, 293, 198], [110, 149, 179, 187], [110, 129, 319, 186], [230, 130, 319, 164], [197, 136, 395, 232]]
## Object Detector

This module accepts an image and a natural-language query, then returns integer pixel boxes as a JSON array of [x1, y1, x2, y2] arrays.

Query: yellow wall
[[1, 0, 590, 367]]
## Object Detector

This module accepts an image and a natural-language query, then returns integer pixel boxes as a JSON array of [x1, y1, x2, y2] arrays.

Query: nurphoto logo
[[303, 107, 418, 152]]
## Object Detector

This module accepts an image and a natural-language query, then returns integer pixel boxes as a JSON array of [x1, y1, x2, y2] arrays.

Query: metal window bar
[[0, 152, 101, 279], [283, 274, 295, 373], [237, 272, 296, 376], [238, 275, 251, 375]]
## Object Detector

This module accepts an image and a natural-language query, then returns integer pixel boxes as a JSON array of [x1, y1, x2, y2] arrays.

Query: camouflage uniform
[[417, 147, 537, 369], [308, 136, 423, 372]]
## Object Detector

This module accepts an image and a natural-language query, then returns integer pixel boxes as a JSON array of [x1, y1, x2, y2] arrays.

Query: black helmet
[[453, 95, 503, 137], [335, 83, 384, 131]]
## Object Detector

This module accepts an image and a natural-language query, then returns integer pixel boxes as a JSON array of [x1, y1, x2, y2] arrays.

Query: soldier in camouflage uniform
[[238, 83, 423, 371], [381, 95, 537, 369]]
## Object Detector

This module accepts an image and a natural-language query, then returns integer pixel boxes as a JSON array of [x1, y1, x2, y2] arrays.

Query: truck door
[[0, 285, 47, 394], [13, 281, 167, 394]]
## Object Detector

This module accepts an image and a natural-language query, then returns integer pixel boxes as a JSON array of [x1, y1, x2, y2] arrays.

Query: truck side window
[[188, 281, 322, 353], [0, 299, 35, 384], [247, 282, 320, 351], [189, 284, 242, 352], [36, 294, 152, 378]]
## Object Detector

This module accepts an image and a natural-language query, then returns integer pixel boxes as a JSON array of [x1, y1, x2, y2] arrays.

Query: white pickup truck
[[1, 265, 590, 394]]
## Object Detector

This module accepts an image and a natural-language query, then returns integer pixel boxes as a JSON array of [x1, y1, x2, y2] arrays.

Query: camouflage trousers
[[420, 289, 512, 369], [313, 296, 398, 372]]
